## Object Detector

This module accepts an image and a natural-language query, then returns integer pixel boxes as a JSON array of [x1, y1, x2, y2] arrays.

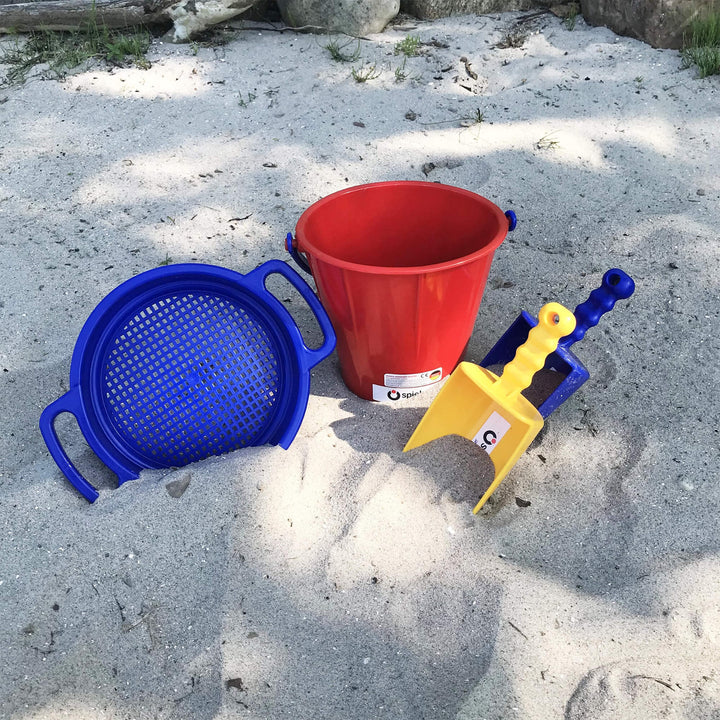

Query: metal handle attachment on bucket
[[286, 233, 312, 274]]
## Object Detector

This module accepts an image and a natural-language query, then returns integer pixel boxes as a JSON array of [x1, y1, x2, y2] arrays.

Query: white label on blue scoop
[[472, 412, 511, 455]]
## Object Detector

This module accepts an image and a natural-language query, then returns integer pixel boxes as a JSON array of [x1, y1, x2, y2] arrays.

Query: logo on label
[[472, 412, 511, 455], [373, 382, 433, 402], [482, 430, 497, 446]]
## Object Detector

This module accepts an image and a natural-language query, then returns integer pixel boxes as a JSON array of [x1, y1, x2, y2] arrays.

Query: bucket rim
[[294, 181, 509, 276]]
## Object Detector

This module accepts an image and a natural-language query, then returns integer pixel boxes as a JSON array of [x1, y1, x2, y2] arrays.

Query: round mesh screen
[[101, 292, 281, 466]]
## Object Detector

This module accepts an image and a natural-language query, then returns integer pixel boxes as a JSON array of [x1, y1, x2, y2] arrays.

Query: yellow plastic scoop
[[403, 302, 576, 513]]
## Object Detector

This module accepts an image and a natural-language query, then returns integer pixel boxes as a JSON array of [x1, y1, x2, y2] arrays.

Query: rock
[[242, 0, 279, 19], [276, 0, 400, 35], [579, 0, 703, 49], [400, 0, 535, 19], [400, 0, 702, 49], [165, 472, 192, 498], [421, 157, 465, 175], [549, 1, 579, 18]]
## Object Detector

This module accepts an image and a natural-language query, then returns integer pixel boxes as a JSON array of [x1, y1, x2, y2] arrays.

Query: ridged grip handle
[[561, 268, 635, 348], [496, 303, 576, 398]]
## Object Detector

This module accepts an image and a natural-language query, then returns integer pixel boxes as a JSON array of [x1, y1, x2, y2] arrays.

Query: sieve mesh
[[102, 292, 281, 466]]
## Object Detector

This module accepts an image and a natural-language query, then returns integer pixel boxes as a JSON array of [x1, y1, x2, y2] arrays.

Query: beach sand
[[1, 10, 719, 719]]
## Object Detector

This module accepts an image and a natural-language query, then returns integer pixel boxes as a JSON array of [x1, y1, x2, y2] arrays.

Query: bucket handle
[[285, 233, 312, 274], [505, 210, 517, 231]]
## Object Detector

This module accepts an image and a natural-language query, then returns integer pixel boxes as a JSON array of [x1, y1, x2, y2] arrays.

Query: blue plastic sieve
[[39, 260, 336, 503]]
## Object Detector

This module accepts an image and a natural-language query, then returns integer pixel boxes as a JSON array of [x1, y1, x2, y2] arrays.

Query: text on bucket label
[[384, 367, 443, 389], [472, 412, 511, 455]]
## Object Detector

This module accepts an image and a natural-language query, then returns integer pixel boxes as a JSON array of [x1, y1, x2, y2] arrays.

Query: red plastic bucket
[[287, 181, 515, 401]]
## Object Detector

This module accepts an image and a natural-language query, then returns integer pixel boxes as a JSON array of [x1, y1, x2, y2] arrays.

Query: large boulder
[[579, 0, 705, 48], [400, 0, 534, 19], [276, 0, 400, 35], [400, 0, 705, 49]]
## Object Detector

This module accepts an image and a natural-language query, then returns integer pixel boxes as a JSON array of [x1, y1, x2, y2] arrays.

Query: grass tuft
[[564, 8, 578, 31], [324, 37, 361, 63], [394, 35, 421, 57], [495, 27, 527, 49], [459, 107, 485, 127], [681, 10, 720, 77], [238, 91, 256, 107], [351, 63, 381, 83], [535, 132, 559, 150], [0, 10, 150, 86]]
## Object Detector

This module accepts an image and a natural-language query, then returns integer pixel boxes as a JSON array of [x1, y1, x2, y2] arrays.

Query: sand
[[1, 9, 719, 719]]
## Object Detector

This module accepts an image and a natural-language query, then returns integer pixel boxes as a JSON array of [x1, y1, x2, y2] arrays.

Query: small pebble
[[165, 473, 191, 498]]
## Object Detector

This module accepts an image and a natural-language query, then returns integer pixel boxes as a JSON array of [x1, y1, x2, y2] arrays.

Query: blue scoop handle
[[560, 268, 635, 348]]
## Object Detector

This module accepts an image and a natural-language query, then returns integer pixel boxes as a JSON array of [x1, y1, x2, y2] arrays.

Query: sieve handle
[[39, 390, 100, 503], [285, 233, 312, 274], [246, 259, 336, 371]]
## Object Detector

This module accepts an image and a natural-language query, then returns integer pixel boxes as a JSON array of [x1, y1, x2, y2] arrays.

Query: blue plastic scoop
[[480, 269, 635, 418]]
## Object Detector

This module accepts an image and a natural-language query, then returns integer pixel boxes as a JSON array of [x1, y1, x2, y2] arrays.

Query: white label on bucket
[[472, 412, 511, 455], [373, 384, 433, 402], [384, 367, 443, 389]]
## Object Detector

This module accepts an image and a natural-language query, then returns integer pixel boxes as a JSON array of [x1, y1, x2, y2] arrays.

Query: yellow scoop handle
[[472, 302, 576, 513], [494, 302, 577, 400]]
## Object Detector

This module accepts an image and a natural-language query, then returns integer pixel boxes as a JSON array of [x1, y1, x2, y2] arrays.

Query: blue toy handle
[[560, 268, 635, 348], [504, 210, 517, 231], [285, 233, 312, 274], [246, 259, 336, 371], [39, 390, 100, 503]]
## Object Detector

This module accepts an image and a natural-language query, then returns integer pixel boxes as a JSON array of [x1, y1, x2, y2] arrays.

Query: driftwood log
[[0, 0, 180, 31], [0, 0, 257, 38]]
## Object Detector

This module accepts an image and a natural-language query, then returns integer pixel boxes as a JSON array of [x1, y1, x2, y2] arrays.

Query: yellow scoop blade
[[403, 303, 576, 512]]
